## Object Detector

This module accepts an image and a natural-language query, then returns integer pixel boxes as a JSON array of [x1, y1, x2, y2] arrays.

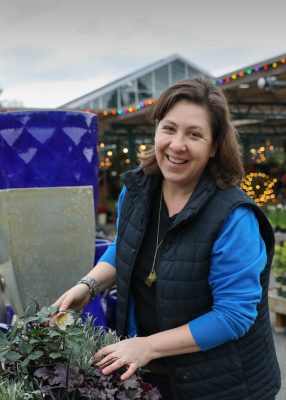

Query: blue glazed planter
[[94, 239, 110, 264], [0, 110, 99, 208]]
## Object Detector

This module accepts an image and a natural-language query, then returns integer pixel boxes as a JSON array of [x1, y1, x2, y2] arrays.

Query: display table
[[268, 289, 286, 332]]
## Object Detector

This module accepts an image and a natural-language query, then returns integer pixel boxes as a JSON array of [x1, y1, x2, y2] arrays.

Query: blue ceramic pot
[[0, 110, 99, 207]]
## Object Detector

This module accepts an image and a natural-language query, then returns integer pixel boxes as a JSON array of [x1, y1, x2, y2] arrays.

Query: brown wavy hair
[[138, 77, 244, 189]]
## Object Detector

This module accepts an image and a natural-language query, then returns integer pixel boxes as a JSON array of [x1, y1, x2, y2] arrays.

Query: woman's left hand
[[94, 337, 153, 380]]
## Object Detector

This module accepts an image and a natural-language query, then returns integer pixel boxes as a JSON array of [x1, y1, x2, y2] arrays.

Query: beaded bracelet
[[76, 275, 99, 299]]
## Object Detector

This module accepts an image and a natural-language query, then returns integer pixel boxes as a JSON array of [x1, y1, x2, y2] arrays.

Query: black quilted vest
[[115, 168, 281, 400]]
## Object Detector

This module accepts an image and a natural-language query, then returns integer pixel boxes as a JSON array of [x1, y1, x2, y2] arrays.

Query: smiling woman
[[154, 101, 215, 199], [139, 78, 244, 188], [53, 78, 281, 400]]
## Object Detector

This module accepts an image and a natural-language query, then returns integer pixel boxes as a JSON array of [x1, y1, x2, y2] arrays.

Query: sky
[[0, 0, 285, 108]]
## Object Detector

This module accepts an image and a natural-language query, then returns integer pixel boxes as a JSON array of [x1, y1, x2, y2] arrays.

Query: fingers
[[51, 293, 69, 311], [94, 345, 113, 362], [97, 356, 118, 369], [100, 357, 127, 375], [51, 297, 63, 309], [58, 301, 71, 312], [52, 292, 74, 312], [101, 358, 138, 381], [95, 348, 138, 380], [120, 363, 137, 381], [94, 340, 145, 380]]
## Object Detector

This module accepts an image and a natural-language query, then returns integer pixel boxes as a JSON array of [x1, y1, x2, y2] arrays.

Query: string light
[[82, 55, 286, 118], [212, 55, 286, 86], [87, 99, 157, 118], [240, 173, 277, 206]]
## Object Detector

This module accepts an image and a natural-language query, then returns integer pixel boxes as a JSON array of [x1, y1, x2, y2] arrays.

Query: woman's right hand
[[52, 283, 91, 312], [52, 262, 116, 312]]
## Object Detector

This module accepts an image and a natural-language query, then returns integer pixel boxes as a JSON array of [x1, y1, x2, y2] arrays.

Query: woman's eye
[[189, 131, 201, 139], [163, 125, 175, 132]]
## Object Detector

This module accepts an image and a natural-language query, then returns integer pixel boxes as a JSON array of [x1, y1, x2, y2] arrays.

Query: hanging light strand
[[84, 99, 157, 118], [212, 56, 286, 87], [82, 55, 286, 117]]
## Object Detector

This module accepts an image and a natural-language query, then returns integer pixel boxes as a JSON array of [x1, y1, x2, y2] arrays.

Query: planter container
[[0, 110, 99, 208]]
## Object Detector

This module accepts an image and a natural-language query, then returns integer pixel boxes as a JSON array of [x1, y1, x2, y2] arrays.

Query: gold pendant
[[145, 270, 157, 287]]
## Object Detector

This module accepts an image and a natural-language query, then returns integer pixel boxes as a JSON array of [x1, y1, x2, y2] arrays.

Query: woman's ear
[[210, 142, 218, 158]]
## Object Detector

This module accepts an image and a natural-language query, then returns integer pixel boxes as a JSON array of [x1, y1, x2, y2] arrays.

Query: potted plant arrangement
[[0, 306, 161, 399], [273, 242, 286, 298]]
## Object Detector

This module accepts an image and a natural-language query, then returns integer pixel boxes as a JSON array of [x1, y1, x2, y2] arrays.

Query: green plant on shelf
[[273, 242, 286, 298]]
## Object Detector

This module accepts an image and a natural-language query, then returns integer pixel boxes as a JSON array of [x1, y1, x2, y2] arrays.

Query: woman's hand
[[94, 325, 200, 380], [52, 284, 91, 312], [94, 337, 154, 380], [52, 262, 116, 312]]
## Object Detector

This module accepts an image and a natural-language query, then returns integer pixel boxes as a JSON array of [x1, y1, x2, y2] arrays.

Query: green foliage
[[0, 306, 161, 399], [273, 242, 286, 297], [273, 243, 286, 277], [265, 204, 286, 229], [0, 381, 43, 400]]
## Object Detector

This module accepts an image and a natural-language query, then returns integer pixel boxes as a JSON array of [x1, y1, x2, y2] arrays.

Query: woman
[[53, 78, 281, 400]]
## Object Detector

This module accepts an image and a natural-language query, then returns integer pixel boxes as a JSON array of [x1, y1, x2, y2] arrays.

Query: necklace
[[145, 186, 163, 287]]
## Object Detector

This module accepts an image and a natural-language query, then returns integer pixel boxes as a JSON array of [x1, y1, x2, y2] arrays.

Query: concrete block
[[0, 186, 95, 316]]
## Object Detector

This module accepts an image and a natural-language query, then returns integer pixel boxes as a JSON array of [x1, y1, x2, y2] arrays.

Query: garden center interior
[[61, 53, 286, 224]]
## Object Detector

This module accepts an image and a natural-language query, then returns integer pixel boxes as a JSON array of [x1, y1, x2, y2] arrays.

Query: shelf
[[268, 289, 286, 332]]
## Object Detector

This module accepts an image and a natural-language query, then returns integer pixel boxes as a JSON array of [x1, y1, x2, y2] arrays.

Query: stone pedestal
[[0, 186, 95, 316]]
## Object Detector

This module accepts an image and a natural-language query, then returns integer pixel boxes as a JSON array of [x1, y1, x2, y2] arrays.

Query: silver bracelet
[[76, 275, 99, 299]]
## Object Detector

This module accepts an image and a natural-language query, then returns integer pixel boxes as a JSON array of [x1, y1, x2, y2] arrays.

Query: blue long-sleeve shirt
[[99, 186, 267, 351]]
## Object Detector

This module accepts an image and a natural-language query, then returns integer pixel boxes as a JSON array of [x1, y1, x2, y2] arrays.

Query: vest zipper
[[155, 213, 197, 331], [124, 219, 149, 335], [155, 239, 164, 330]]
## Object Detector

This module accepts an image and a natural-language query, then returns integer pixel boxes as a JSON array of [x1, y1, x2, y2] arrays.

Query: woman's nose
[[169, 134, 187, 152]]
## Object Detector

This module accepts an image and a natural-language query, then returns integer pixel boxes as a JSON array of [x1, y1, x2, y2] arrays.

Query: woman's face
[[154, 100, 216, 191]]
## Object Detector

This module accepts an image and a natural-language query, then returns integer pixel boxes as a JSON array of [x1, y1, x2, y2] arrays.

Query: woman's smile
[[166, 154, 188, 165]]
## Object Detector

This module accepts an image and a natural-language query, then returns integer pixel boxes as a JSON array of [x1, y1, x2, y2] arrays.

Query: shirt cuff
[[189, 311, 233, 351]]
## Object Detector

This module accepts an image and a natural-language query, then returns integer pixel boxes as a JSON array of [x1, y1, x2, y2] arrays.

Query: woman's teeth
[[167, 155, 187, 164]]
